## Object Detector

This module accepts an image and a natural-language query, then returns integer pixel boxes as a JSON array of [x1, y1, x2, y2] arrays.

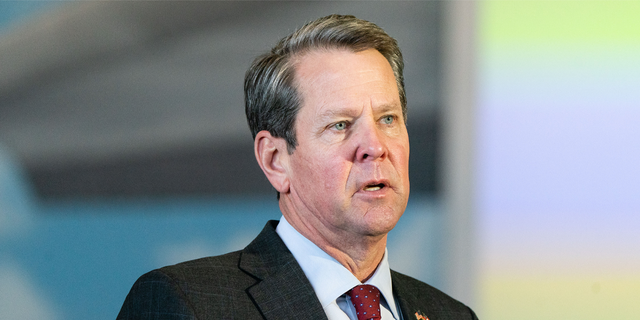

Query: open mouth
[[363, 183, 386, 191]]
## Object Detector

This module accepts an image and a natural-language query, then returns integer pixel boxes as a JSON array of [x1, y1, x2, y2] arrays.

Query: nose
[[355, 122, 386, 162]]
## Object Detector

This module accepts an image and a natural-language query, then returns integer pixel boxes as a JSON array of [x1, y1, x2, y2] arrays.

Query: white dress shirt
[[276, 216, 402, 320]]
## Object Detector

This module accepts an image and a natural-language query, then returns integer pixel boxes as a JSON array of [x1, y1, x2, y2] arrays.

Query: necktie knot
[[348, 284, 381, 320]]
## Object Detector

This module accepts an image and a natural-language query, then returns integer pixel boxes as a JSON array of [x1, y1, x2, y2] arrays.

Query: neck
[[281, 200, 388, 282], [320, 233, 387, 282]]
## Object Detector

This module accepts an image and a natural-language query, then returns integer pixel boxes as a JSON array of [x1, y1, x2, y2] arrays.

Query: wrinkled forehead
[[294, 48, 398, 103], [291, 48, 402, 132]]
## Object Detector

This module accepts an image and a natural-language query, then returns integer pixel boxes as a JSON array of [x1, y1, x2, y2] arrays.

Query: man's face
[[282, 48, 410, 240]]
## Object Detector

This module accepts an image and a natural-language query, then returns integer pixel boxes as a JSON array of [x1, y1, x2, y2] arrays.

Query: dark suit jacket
[[117, 220, 478, 320]]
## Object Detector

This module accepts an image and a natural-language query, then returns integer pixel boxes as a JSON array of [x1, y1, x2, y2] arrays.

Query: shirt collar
[[276, 215, 400, 319]]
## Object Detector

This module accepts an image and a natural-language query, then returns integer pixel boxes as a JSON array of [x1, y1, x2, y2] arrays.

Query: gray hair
[[244, 14, 406, 153]]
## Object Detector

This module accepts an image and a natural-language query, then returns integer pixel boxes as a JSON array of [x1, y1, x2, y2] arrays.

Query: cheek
[[292, 144, 354, 195], [317, 158, 349, 190], [293, 153, 341, 188], [392, 141, 411, 177], [309, 159, 352, 199]]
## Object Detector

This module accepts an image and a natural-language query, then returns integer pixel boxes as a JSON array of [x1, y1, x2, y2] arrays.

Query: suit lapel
[[392, 271, 478, 320], [239, 221, 327, 320], [392, 271, 427, 320], [394, 286, 418, 320]]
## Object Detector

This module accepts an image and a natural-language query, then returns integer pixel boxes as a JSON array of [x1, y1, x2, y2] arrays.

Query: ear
[[254, 130, 290, 194]]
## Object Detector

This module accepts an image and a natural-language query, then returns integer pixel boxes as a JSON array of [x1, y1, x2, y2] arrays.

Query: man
[[117, 14, 478, 320]]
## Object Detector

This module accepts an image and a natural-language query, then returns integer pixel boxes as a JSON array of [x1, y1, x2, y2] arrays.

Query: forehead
[[293, 48, 400, 117]]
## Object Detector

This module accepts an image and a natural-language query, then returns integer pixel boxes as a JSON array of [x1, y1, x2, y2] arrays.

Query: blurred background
[[0, 1, 638, 319], [476, 2, 640, 319]]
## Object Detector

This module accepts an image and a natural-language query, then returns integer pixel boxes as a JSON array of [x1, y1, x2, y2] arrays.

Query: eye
[[382, 115, 394, 125], [334, 121, 348, 130]]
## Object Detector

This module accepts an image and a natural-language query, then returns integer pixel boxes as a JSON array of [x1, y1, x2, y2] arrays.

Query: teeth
[[364, 185, 382, 191]]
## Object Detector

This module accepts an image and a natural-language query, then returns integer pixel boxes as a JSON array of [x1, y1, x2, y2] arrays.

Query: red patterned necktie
[[348, 284, 382, 320]]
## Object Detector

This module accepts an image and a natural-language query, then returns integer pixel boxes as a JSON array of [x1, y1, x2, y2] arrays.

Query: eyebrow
[[317, 103, 401, 120], [376, 103, 402, 115], [317, 108, 357, 120]]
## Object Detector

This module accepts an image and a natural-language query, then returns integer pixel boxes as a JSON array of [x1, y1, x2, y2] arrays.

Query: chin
[[358, 206, 403, 236]]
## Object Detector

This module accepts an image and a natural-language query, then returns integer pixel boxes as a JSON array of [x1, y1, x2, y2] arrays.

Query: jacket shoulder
[[118, 252, 262, 320], [117, 268, 196, 319], [159, 250, 249, 284]]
